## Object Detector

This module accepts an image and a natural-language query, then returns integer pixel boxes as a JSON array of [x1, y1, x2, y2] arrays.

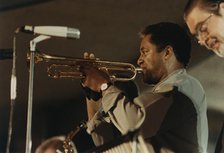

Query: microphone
[[20, 25, 80, 39], [0, 49, 13, 60]]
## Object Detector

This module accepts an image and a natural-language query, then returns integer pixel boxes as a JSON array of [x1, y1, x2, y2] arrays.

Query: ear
[[219, 2, 224, 15], [163, 45, 174, 60]]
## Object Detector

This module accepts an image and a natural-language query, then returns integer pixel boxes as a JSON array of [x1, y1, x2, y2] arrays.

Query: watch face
[[101, 83, 108, 91]]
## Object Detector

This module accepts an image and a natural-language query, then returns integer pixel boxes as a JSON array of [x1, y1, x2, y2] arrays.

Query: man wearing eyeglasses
[[184, 0, 224, 57], [184, 0, 224, 153]]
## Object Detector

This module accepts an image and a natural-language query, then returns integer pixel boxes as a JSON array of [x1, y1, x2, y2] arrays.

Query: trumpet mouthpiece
[[135, 67, 143, 73]]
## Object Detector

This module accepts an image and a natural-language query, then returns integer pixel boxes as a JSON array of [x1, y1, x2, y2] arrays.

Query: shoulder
[[174, 72, 206, 108], [177, 71, 204, 90], [135, 85, 174, 108]]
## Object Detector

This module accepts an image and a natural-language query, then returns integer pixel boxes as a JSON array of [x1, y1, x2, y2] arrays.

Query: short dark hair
[[140, 22, 191, 68], [184, 0, 224, 17]]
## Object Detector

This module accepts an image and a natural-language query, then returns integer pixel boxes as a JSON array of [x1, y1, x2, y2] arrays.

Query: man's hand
[[82, 52, 109, 120], [82, 52, 110, 92]]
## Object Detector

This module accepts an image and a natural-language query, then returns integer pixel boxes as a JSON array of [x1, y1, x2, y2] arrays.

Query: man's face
[[137, 35, 167, 84], [185, 3, 224, 57]]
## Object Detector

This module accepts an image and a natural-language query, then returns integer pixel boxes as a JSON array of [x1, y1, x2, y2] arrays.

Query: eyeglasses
[[194, 13, 214, 43]]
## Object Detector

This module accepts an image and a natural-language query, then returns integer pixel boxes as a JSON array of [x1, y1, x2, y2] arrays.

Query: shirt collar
[[152, 68, 186, 93]]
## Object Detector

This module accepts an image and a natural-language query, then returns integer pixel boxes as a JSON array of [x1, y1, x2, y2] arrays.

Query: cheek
[[145, 56, 161, 73], [144, 56, 154, 69], [217, 21, 224, 42], [209, 19, 224, 41], [186, 20, 194, 35]]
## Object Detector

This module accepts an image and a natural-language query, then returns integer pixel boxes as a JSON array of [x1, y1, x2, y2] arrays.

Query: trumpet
[[27, 51, 143, 81]]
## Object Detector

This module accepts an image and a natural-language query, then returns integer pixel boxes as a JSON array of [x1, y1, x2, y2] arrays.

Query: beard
[[142, 71, 160, 85]]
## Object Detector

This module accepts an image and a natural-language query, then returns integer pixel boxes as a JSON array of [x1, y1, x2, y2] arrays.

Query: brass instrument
[[63, 121, 87, 153], [28, 51, 143, 81]]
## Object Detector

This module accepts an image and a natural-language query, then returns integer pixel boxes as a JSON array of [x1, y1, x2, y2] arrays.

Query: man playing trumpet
[[82, 22, 208, 153]]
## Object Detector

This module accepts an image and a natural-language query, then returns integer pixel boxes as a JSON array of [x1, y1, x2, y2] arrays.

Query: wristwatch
[[100, 82, 112, 91]]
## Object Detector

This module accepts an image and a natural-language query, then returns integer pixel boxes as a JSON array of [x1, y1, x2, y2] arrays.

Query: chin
[[143, 76, 157, 85], [214, 48, 224, 58], [142, 76, 149, 83], [213, 43, 224, 58], [143, 76, 151, 84], [215, 52, 224, 58]]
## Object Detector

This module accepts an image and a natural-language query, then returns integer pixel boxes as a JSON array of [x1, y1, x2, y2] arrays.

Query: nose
[[198, 39, 206, 46], [198, 36, 209, 47], [137, 53, 143, 66], [197, 31, 209, 46]]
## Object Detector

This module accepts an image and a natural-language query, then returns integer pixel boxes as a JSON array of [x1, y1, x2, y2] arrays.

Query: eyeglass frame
[[194, 13, 214, 43]]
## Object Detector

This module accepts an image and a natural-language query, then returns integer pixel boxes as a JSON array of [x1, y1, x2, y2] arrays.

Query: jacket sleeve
[[101, 85, 146, 134], [87, 85, 146, 145], [87, 108, 120, 146]]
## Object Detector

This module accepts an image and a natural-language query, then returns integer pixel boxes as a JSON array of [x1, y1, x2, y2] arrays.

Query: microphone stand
[[6, 29, 19, 153], [25, 35, 50, 153]]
